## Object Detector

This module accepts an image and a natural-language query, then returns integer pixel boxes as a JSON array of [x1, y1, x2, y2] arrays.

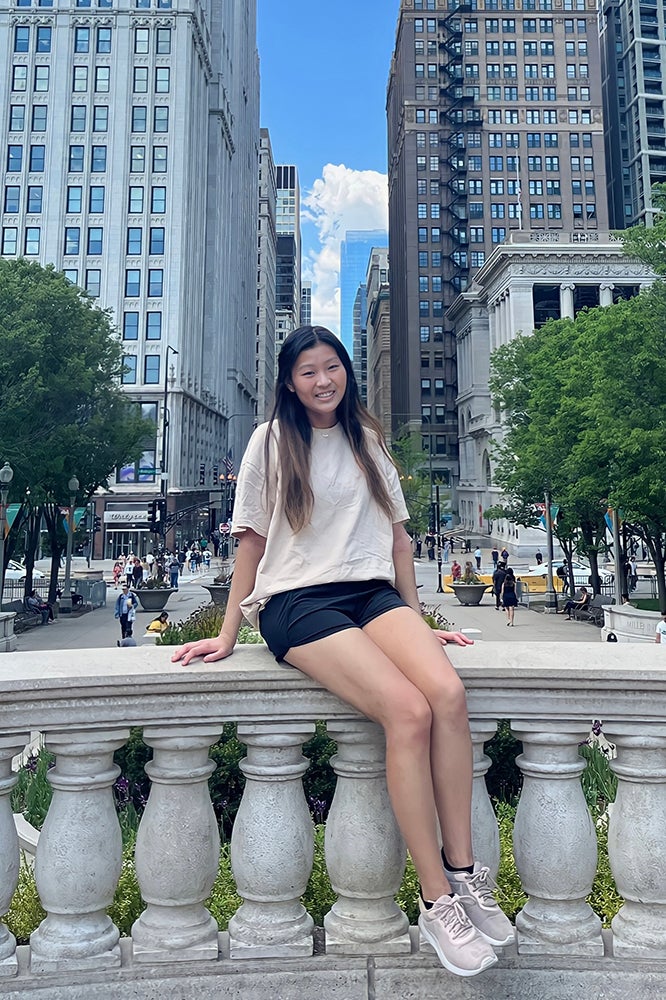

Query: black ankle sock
[[419, 884, 455, 908], [441, 848, 474, 875]]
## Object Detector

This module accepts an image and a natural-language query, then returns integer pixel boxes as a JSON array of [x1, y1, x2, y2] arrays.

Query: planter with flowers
[[131, 578, 176, 612], [450, 566, 491, 606]]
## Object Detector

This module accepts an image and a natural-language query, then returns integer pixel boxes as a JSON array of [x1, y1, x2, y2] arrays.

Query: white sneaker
[[418, 893, 498, 978], [444, 863, 515, 948]]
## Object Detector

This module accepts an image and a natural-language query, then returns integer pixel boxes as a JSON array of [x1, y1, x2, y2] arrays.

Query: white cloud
[[302, 164, 388, 336]]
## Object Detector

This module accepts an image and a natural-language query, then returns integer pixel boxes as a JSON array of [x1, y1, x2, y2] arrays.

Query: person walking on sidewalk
[[474, 546, 482, 571], [501, 568, 518, 627], [492, 562, 507, 611], [171, 325, 513, 979], [114, 584, 136, 640]]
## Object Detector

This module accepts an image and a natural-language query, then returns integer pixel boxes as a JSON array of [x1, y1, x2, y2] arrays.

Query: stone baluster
[[228, 723, 315, 958], [324, 720, 410, 954], [469, 721, 500, 878], [511, 722, 603, 955], [0, 734, 29, 977], [605, 726, 666, 958], [132, 725, 222, 962], [30, 729, 129, 972]]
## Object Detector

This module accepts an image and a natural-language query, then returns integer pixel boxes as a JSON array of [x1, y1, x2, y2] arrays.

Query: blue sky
[[257, 0, 401, 332]]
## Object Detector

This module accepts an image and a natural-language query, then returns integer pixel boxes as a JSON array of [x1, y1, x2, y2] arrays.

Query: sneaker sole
[[418, 917, 498, 978], [474, 925, 515, 948]]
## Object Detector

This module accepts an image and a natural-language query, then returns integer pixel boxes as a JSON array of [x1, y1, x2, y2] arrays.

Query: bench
[[573, 594, 608, 627], [2, 599, 43, 633]]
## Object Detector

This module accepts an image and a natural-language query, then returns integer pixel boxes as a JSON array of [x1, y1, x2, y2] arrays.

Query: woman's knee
[[384, 689, 432, 744], [429, 671, 469, 723]]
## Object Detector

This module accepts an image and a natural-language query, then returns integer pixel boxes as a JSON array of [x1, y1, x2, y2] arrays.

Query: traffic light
[[148, 499, 158, 530], [93, 515, 101, 534]]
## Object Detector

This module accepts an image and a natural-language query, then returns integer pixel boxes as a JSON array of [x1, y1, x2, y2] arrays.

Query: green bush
[[3, 855, 45, 945], [485, 721, 523, 804]]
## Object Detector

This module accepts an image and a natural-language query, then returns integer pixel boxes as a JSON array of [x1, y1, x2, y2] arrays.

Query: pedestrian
[[492, 562, 507, 611], [146, 551, 155, 577], [501, 567, 518, 627], [114, 583, 136, 640], [534, 549, 543, 566], [557, 587, 591, 620], [26, 589, 52, 625], [124, 556, 134, 588], [491, 546, 499, 568], [415, 534, 422, 559], [474, 546, 482, 571], [500, 547, 509, 564], [132, 557, 143, 590], [178, 545, 187, 576], [556, 564, 569, 596], [451, 559, 462, 582], [425, 531, 436, 561], [171, 325, 512, 978], [168, 552, 181, 590], [655, 609, 666, 646], [629, 555, 638, 592], [443, 538, 450, 564], [112, 560, 123, 588]]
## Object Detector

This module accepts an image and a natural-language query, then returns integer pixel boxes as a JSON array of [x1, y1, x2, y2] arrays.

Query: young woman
[[501, 567, 518, 627], [172, 326, 513, 978]]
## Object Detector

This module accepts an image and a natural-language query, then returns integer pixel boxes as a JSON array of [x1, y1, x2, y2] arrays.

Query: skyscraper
[[600, 0, 666, 228], [339, 230, 387, 356], [387, 0, 609, 489], [275, 164, 301, 353], [0, 0, 259, 555], [256, 129, 277, 422], [300, 280, 312, 326]]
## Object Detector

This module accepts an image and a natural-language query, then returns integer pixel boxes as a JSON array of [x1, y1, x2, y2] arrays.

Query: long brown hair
[[266, 326, 396, 532]]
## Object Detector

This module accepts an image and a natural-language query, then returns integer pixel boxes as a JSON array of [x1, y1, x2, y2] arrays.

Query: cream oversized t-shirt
[[231, 421, 409, 627]]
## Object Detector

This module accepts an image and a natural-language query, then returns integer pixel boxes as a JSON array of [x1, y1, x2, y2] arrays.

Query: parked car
[[526, 560, 613, 585], [5, 560, 45, 580]]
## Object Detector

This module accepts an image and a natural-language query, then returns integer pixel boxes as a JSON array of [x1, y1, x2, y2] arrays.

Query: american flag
[[223, 450, 234, 477]]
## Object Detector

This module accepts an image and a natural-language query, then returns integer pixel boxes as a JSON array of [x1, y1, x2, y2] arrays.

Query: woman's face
[[288, 343, 347, 428]]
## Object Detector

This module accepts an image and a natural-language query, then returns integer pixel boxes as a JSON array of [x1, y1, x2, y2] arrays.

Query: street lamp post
[[0, 462, 14, 605], [220, 412, 252, 558], [60, 475, 79, 614], [160, 346, 179, 545], [543, 488, 558, 614]]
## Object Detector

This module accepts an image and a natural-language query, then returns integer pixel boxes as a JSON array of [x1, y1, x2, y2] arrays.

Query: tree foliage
[[489, 282, 666, 602], [0, 259, 151, 597], [620, 183, 666, 276]]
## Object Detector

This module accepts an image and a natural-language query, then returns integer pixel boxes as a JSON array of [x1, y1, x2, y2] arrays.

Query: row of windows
[[121, 355, 162, 386], [471, 63, 589, 79], [466, 179, 597, 196], [418, 276, 444, 292], [62, 225, 165, 256], [70, 66, 171, 93], [419, 325, 445, 343], [421, 407, 452, 424], [2, 225, 41, 254], [72, 25, 171, 53], [485, 108, 592, 124], [467, 40, 588, 55], [10, 65, 50, 92], [13, 25, 53, 52], [16, 0, 171, 7], [124, 268, 164, 296], [9, 143, 170, 174], [123, 311, 162, 340], [463, 17, 587, 32]]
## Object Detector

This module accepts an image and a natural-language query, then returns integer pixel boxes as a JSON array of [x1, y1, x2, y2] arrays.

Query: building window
[[86, 269, 100, 297], [89, 185, 105, 213], [126, 226, 142, 255], [122, 356, 137, 384], [149, 226, 164, 254], [14, 26, 30, 52], [123, 312, 139, 340], [24, 226, 40, 254], [146, 311, 162, 340], [66, 185, 82, 212], [134, 27, 149, 53], [7, 145, 23, 172], [9, 105, 25, 131], [71, 105, 86, 131], [92, 106, 108, 132], [91, 145, 106, 172], [27, 185, 42, 212], [154, 67, 170, 93], [64, 226, 80, 254], [34, 66, 49, 93], [4, 186, 20, 213], [151, 186, 166, 212], [132, 106, 147, 132], [72, 66, 88, 92], [156, 28, 171, 53], [420, 326, 430, 343], [133, 67, 148, 92], [129, 186, 144, 213], [28, 144, 45, 171], [491, 227, 506, 243], [74, 27, 90, 52], [96, 27, 112, 53], [547, 204, 562, 219], [95, 67, 110, 93], [153, 107, 168, 133], [62, 269, 78, 284], [144, 355, 160, 384], [147, 268, 163, 296], [125, 269, 141, 296], [130, 146, 145, 172], [2, 228, 18, 255], [87, 226, 103, 254], [152, 146, 167, 172]]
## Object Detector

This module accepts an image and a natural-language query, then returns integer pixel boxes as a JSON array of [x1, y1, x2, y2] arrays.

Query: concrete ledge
[[2, 933, 666, 1000]]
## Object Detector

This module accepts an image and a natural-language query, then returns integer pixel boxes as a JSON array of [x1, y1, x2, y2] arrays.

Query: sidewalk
[[415, 559, 597, 643]]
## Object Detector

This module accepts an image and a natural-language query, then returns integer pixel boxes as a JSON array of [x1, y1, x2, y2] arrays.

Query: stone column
[[470, 721, 500, 878], [324, 721, 410, 954], [512, 722, 603, 955], [0, 735, 29, 977], [228, 723, 315, 958], [509, 283, 535, 340], [599, 283, 615, 307], [132, 725, 221, 962], [605, 726, 666, 958], [30, 729, 129, 972], [559, 283, 575, 320], [488, 302, 497, 354]]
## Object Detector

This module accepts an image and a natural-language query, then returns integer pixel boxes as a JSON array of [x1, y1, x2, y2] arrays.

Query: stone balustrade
[[1, 643, 666, 999]]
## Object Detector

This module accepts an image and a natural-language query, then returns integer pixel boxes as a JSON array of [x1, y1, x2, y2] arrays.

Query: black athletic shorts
[[258, 579, 408, 662]]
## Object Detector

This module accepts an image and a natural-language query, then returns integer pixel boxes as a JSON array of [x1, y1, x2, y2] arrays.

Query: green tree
[[621, 183, 666, 276], [0, 259, 151, 600], [391, 432, 436, 534], [489, 284, 666, 602]]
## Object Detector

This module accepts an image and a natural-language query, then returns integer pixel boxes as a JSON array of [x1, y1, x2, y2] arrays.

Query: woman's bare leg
[[283, 629, 452, 901], [362, 607, 474, 870]]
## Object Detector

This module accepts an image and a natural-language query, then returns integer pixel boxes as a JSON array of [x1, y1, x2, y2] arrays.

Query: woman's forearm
[[392, 526, 421, 614], [219, 532, 265, 642]]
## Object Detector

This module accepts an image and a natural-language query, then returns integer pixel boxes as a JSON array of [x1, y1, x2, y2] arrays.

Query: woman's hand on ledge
[[433, 630, 474, 647], [171, 634, 236, 666]]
